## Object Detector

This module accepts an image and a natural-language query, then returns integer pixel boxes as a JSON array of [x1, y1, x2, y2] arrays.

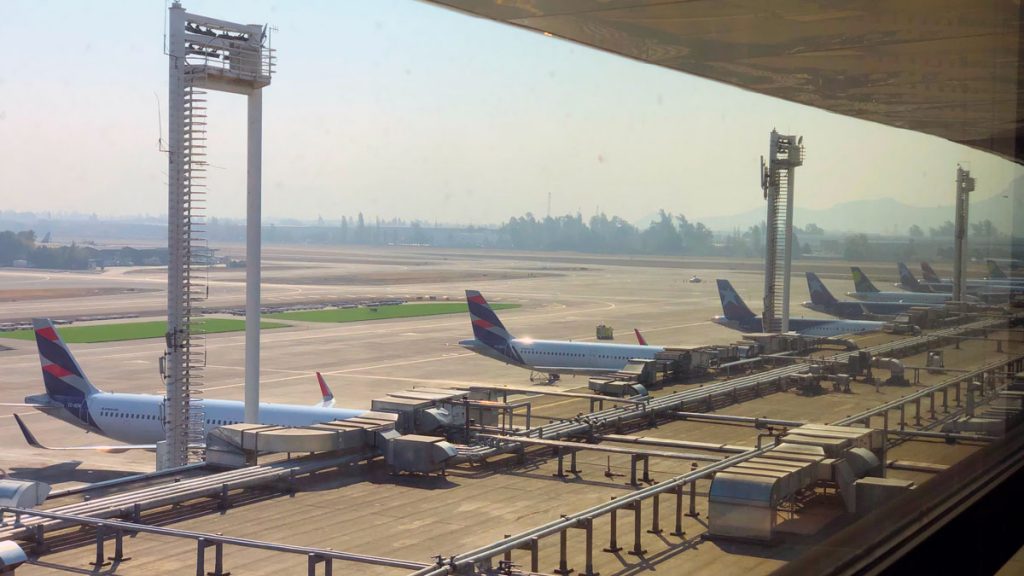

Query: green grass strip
[[265, 302, 519, 323], [0, 319, 287, 344]]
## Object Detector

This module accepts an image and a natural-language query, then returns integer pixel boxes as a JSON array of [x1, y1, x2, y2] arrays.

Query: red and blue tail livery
[[19, 318, 368, 451], [465, 290, 523, 364], [33, 318, 101, 428]]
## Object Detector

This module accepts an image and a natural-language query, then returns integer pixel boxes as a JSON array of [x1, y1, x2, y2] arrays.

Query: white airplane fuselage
[[460, 337, 663, 375], [32, 392, 366, 445], [845, 291, 953, 304]]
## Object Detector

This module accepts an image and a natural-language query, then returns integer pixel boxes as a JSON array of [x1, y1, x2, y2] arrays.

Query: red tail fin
[[315, 372, 334, 402], [634, 328, 648, 346]]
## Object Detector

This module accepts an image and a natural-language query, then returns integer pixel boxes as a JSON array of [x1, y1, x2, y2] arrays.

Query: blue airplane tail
[[897, 262, 926, 291], [850, 267, 880, 293], [806, 272, 838, 305], [920, 261, 942, 283], [715, 279, 757, 322], [33, 318, 101, 403]]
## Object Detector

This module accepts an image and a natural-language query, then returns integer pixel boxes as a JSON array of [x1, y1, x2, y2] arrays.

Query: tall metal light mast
[[952, 165, 975, 303], [161, 2, 274, 469], [760, 130, 804, 333]]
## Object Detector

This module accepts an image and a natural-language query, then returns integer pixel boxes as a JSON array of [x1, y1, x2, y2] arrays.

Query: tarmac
[[0, 246, 1016, 574]]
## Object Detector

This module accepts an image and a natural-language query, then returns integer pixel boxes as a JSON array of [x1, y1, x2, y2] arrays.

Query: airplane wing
[[13, 414, 156, 453]]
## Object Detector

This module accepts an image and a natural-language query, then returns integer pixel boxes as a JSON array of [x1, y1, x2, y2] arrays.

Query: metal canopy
[[427, 1, 1023, 164]]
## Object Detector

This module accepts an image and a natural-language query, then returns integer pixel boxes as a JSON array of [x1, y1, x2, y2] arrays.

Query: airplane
[[987, 257, 1024, 273], [712, 279, 883, 336], [848, 266, 967, 304], [458, 290, 663, 382], [898, 262, 1016, 297], [921, 260, 1024, 286], [803, 272, 938, 319], [15, 319, 367, 450]]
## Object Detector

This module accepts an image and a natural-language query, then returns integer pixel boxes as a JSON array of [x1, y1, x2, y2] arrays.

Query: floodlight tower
[[162, 2, 274, 469], [952, 165, 975, 302], [760, 130, 804, 333]]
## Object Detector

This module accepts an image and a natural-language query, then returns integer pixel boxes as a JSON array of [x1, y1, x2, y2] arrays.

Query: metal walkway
[[0, 450, 373, 543]]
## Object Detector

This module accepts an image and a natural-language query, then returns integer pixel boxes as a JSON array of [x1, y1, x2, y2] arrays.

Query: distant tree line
[[499, 211, 797, 258], [0, 230, 168, 269], [0, 230, 93, 269]]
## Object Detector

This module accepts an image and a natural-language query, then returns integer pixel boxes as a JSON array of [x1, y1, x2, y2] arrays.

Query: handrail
[[1, 506, 428, 571]]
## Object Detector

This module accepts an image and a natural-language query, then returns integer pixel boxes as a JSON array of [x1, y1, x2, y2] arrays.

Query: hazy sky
[[1, 0, 1021, 225]]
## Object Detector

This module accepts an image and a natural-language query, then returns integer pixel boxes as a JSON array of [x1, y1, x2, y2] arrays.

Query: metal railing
[[2, 506, 428, 574]]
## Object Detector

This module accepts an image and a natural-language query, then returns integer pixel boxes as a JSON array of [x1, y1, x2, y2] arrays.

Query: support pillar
[[553, 529, 573, 575], [569, 449, 582, 475], [108, 530, 128, 563], [627, 502, 646, 557], [881, 411, 889, 478], [686, 476, 700, 517], [307, 553, 331, 576], [648, 494, 663, 535], [553, 447, 567, 479], [672, 485, 685, 537], [91, 527, 110, 567], [244, 89, 263, 424], [603, 508, 622, 553], [582, 519, 598, 576], [529, 537, 539, 573], [197, 538, 229, 576]]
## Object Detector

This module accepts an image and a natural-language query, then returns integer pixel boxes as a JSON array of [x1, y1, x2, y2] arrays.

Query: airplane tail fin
[[465, 290, 515, 350], [897, 262, 925, 291], [806, 272, 838, 305], [920, 261, 941, 283], [634, 328, 648, 346], [315, 372, 335, 408], [715, 280, 757, 321], [850, 267, 880, 293], [33, 318, 101, 401], [987, 260, 1008, 279]]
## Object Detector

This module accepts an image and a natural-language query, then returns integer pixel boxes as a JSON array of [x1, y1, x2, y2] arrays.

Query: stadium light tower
[[161, 2, 274, 469]]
